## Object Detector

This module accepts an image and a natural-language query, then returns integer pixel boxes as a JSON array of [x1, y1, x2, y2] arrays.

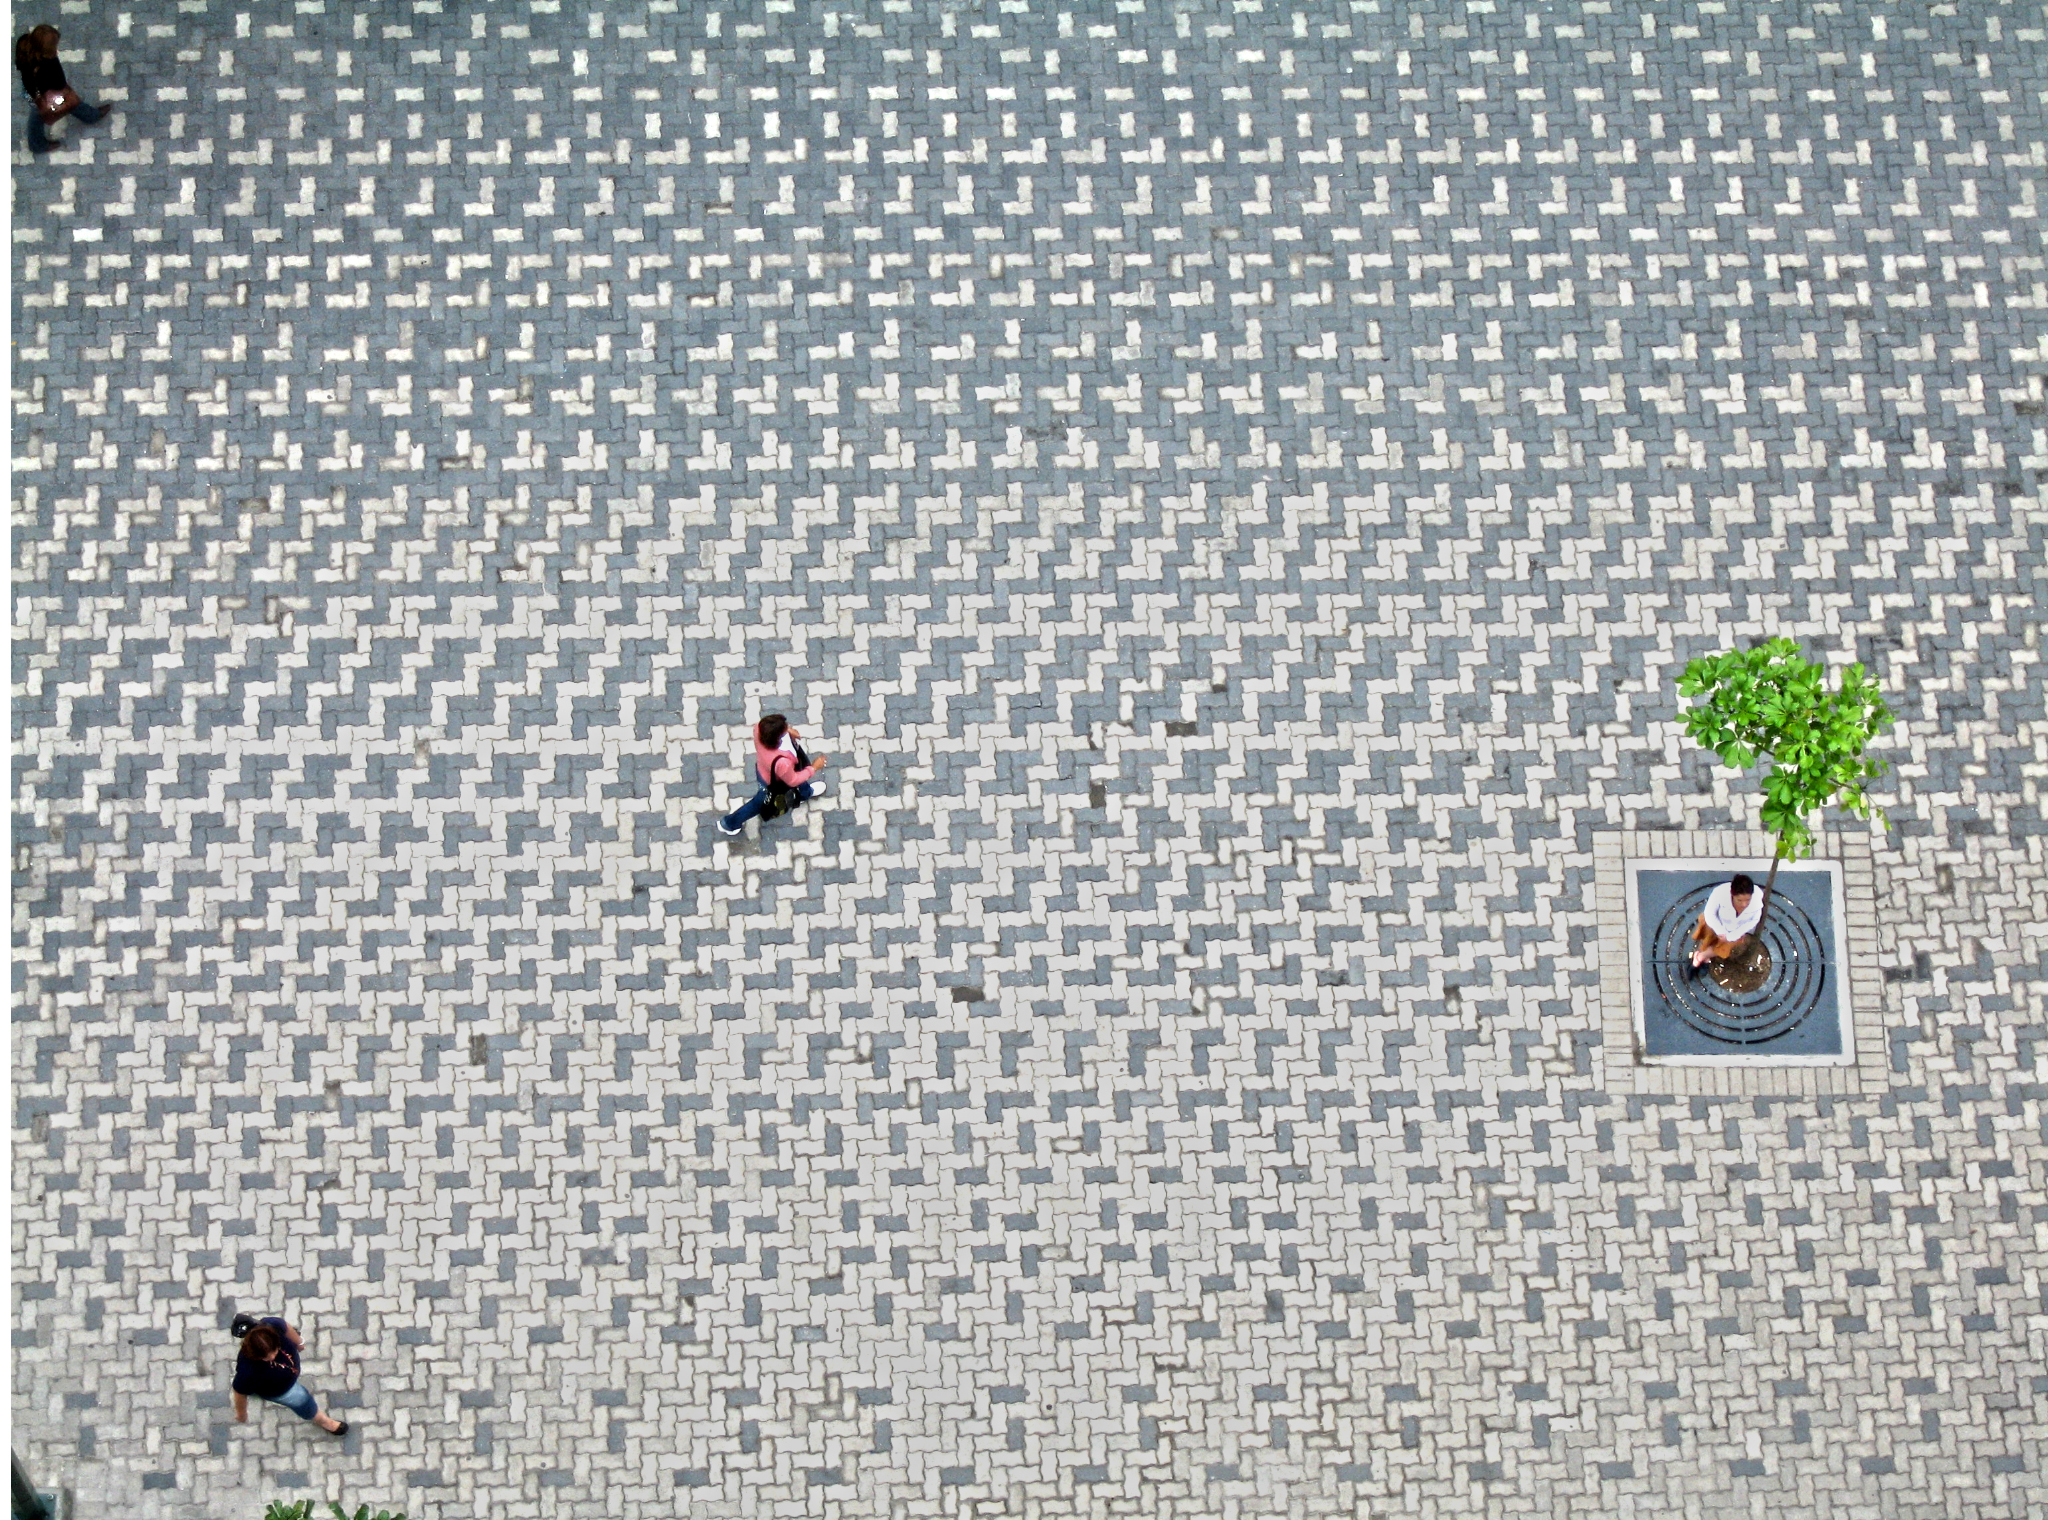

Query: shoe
[[717, 818, 743, 836], [805, 782, 828, 799], [332, 1421, 350, 1437]]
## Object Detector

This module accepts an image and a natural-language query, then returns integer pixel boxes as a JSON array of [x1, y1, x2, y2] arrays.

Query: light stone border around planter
[[1592, 830, 1886, 1097]]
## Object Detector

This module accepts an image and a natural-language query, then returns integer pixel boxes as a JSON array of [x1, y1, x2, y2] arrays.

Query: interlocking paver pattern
[[12, 2, 2046, 1517]]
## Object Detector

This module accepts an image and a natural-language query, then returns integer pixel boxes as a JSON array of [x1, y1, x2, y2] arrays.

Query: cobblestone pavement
[[11, 2, 2046, 1517]]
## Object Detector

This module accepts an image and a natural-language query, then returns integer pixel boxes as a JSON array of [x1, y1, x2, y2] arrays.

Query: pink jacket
[[755, 726, 819, 790]]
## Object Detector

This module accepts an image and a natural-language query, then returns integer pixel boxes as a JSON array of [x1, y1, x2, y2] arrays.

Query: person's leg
[[70, 101, 110, 125], [1690, 919, 1735, 969], [720, 784, 771, 834], [1694, 925, 1741, 969], [269, 1382, 317, 1420], [270, 1381, 346, 1433], [26, 105, 52, 155]]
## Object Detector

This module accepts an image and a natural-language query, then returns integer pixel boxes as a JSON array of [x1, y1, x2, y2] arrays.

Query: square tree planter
[[1593, 830, 1886, 1096]]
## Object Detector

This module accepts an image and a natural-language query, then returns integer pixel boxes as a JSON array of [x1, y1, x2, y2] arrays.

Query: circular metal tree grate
[[1647, 884, 1831, 1047]]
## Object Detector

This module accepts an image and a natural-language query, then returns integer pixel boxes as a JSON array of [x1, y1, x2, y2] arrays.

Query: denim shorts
[[266, 1380, 317, 1420]]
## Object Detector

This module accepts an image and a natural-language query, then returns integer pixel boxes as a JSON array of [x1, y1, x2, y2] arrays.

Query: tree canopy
[[1677, 637, 1894, 860]]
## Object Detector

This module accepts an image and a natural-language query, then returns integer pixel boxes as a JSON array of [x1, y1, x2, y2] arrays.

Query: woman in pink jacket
[[718, 713, 828, 835]]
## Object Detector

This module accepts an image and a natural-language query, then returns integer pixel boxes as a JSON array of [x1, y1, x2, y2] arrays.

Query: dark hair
[[241, 1323, 283, 1361], [15, 26, 58, 70], [756, 713, 788, 749], [1730, 873, 1756, 898]]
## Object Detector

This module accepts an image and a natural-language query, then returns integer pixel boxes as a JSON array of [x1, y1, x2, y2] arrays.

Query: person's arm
[[283, 1323, 304, 1349], [775, 750, 824, 787], [1740, 891, 1767, 935], [1700, 891, 1725, 938], [788, 730, 826, 777], [232, 1391, 249, 1423]]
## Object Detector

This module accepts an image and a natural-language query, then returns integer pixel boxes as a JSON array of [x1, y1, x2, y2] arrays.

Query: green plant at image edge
[[263, 1502, 409, 1520]]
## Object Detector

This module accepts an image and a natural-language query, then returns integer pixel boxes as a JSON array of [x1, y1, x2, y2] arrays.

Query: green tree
[[262, 1504, 408, 1520], [1677, 638, 1893, 958]]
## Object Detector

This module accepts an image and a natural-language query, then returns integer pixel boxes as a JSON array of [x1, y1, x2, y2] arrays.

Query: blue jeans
[[721, 777, 814, 832], [26, 99, 108, 154], [266, 1381, 318, 1420]]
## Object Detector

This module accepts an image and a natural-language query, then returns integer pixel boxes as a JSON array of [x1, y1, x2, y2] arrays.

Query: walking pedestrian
[[15, 24, 112, 156], [718, 712, 828, 835], [1689, 871, 1765, 970], [229, 1313, 349, 1437]]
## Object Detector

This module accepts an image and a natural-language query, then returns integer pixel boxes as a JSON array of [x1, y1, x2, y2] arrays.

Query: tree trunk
[[1753, 852, 1783, 937], [1732, 850, 1784, 970]]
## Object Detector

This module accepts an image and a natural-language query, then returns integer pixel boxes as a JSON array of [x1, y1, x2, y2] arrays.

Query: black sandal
[[331, 1421, 350, 1438]]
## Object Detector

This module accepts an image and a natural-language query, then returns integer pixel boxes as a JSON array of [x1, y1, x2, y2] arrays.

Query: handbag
[[35, 87, 77, 124], [759, 742, 810, 820]]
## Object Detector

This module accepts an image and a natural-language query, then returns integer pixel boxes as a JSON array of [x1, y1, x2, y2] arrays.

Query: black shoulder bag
[[759, 742, 810, 820]]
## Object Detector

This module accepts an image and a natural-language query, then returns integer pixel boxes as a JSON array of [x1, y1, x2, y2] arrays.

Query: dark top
[[231, 1317, 301, 1399], [18, 55, 66, 98]]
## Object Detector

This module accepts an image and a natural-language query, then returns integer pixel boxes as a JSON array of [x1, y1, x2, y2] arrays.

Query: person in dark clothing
[[15, 25, 112, 156], [230, 1316, 348, 1436]]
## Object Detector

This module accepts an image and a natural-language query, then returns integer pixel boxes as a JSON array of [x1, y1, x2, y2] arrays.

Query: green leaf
[[1675, 640, 1892, 851]]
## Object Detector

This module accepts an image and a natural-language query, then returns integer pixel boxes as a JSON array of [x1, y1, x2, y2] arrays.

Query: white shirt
[[1702, 882, 1764, 940]]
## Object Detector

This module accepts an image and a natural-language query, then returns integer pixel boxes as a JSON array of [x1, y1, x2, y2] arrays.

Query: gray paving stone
[[10, 1, 2048, 1518]]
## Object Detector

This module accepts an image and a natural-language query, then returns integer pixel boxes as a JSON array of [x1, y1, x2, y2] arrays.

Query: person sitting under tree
[[1689, 872, 1765, 972]]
